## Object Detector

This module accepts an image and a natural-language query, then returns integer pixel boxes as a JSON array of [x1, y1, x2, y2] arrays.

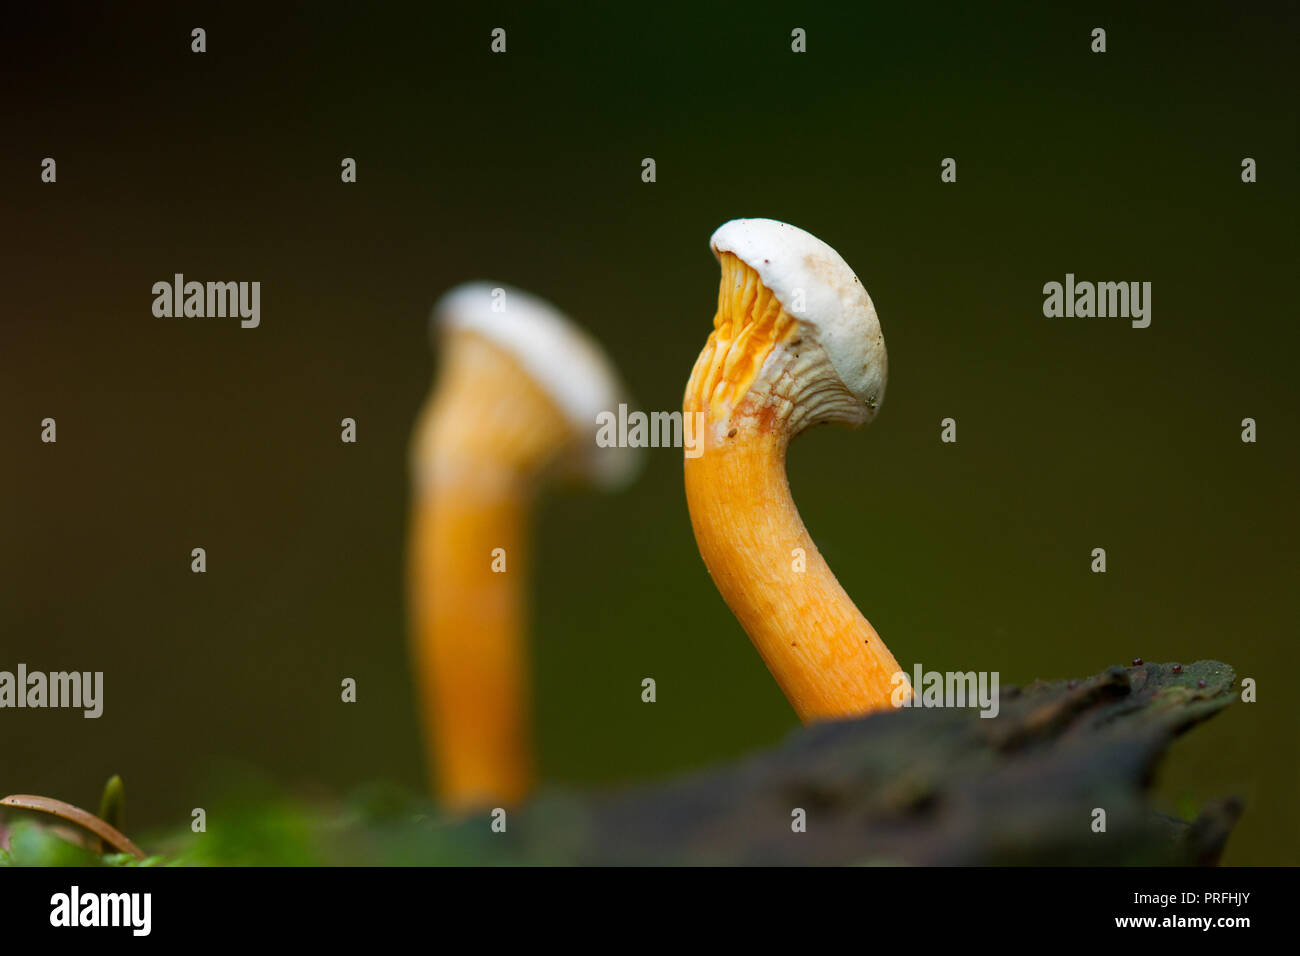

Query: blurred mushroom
[[409, 282, 638, 810]]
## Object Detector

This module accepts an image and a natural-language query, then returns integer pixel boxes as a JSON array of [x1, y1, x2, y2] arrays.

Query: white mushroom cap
[[710, 218, 887, 414], [432, 281, 639, 488]]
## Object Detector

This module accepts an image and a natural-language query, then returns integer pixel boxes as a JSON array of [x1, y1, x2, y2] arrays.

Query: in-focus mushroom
[[683, 218, 907, 723], [409, 282, 638, 811]]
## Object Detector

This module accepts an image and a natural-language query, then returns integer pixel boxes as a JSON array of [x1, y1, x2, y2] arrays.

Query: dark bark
[[489, 660, 1240, 865]]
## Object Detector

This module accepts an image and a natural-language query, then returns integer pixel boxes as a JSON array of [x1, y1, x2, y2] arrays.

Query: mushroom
[[683, 218, 907, 722], [409, 282, 638, 810]]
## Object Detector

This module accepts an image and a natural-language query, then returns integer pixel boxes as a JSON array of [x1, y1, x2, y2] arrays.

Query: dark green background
[[1, 1, 1296, 864]]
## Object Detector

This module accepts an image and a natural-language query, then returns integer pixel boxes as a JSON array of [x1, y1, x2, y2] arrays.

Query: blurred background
[[0, 1, 1295, 864]]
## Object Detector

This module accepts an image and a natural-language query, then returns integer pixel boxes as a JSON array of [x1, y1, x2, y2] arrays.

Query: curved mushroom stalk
[[410, 283, 637, 811], [683, 219, 907, 723]]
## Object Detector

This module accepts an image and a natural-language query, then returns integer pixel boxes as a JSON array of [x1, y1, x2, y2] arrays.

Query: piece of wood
[[482, 660, 1240, 865]]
